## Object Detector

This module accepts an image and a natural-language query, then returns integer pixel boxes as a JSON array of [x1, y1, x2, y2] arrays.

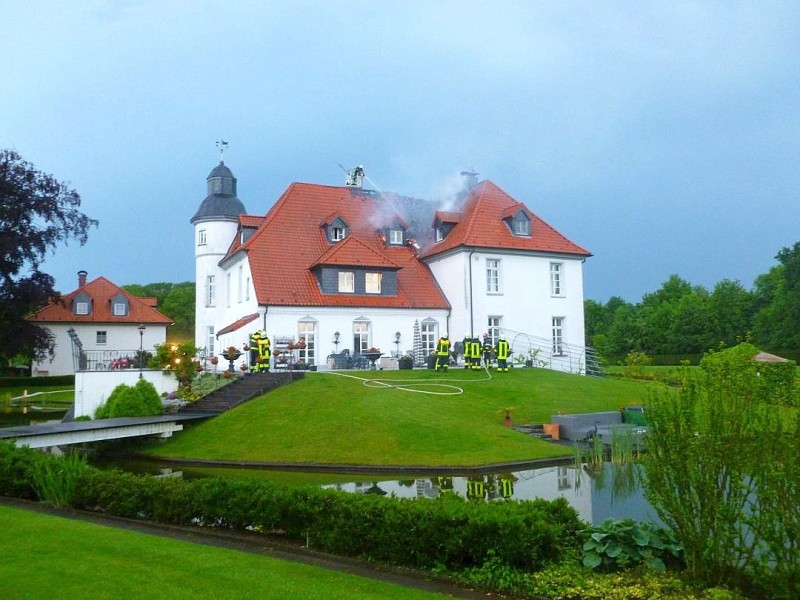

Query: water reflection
[[88, 457, 659, 526], [325, 463, 659, 526]]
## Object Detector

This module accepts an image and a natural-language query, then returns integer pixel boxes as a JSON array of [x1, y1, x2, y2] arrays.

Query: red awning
[[216, 313, 259, 337]]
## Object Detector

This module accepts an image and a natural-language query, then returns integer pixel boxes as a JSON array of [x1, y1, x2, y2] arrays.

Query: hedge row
[[0, 443, 583, 572]]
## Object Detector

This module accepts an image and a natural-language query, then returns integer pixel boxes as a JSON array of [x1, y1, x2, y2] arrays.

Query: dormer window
[[326, 216, 349, 242], [74, 292, 92, 316], [435, 227, 445, 242], [110, 292, 129, 316], [504, 208, 531, 237], [512, 213, 531, 236], [388, 229, 403, 245]]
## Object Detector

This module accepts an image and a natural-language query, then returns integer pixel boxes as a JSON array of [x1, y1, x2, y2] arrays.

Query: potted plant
[[399, 354, 413, 370]]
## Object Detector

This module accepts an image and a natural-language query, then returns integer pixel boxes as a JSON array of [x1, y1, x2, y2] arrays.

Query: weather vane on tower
[[216, 139, 229, 161]]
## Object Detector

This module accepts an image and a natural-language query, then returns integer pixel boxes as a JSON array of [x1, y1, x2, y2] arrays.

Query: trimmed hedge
[[1, 442, 583, 573]]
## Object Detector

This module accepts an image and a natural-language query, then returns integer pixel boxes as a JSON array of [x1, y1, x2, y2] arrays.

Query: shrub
[[95, 381, 163, 419]]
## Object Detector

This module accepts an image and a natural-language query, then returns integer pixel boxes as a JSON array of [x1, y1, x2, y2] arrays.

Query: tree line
[[123, 282, 194, 341], [586, 242, 800, 361]]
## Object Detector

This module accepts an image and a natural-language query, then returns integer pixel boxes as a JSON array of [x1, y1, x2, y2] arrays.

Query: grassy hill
[[146, 368, 656, 467]]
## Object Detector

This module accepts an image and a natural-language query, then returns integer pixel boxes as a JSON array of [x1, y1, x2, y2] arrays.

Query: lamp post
[[394, 331, 401, 357], [137, 324, 146, 379], [333, 331, 340, 353]]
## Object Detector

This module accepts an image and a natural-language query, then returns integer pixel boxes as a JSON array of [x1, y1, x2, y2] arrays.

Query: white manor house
[[192, 162, 595, 373]]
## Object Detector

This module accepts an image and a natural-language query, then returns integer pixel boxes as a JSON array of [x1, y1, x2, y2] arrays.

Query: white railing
[[501, 328, 603, 376], [80, 349, 147, 372]]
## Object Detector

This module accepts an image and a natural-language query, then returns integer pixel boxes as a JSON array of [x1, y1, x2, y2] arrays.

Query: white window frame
[[198, 229, 207, 246], [388, 229, 403, 244], [421, 319, 437, 357], [552, 317, 564, 355], [298, 320, 316, 366], [112, 302, 127, 316], [245, 276, 250, 301], [487, 316, 501, 346], [96, 330, 107, 345], [486, 258, 501, 294], [365, 272, 382, 294], [76, 301, 89, 315], [550, 262, 563, 297], [237, 265, 243, 303], [206, 326, 215, 356], [353, 320, 370, 354], [205, 275, 216, 307], [338, 271, 354, 293], [332, 226, 346, 241], [435, 227, 444, 242], [226, 273, 231, 307]]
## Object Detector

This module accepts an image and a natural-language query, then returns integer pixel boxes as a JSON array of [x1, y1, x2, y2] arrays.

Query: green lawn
[[147, 368, 656, 466], [0, 505, 445, 599]]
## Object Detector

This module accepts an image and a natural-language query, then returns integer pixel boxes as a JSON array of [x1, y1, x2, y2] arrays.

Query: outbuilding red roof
[[421, 180, 591, 259], [27, 276, 174, 325]]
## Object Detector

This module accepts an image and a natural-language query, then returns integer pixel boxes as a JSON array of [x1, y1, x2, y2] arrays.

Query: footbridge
[[0, 413, 211, 449]]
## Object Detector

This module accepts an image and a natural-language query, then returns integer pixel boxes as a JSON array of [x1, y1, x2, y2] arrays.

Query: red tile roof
[[27, 277, 174, 325], [421, 180, 591, 259], [240, 183, 450, 309]]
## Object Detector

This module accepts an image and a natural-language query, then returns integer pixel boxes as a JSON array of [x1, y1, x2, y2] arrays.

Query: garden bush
[[95, 380, 163, 419]]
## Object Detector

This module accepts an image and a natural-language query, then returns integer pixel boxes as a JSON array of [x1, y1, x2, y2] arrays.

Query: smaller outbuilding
[[26, 270, 173, 376]]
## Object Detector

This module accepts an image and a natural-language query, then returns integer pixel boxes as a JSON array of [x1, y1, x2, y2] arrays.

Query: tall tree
[[753, 242, 800, 352], [0, 149, 97, 362]]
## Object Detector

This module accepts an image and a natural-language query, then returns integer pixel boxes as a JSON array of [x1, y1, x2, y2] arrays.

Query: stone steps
[[512, 423, 553, 441], [180, 371, 304, 415]]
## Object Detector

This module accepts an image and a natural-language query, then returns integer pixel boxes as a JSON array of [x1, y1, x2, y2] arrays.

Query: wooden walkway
[[0, 413, 210, 449]]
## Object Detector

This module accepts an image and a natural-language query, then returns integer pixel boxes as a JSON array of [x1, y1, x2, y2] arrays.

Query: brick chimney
[[77, 270, 87, 288]]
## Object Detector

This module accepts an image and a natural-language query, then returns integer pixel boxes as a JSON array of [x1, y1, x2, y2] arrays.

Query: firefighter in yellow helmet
[[256, 331, 271, 372], [249, 331, 261, 373], [434, 333, 450, 372]]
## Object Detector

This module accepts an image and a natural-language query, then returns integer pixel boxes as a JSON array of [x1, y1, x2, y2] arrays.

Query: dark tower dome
[[190, 161, 247, 224]]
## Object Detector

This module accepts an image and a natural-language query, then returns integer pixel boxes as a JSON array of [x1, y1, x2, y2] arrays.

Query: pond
[[88, 455, 659, 526]]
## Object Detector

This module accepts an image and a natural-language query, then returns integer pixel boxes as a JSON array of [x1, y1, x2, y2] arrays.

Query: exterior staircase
[[179, 371, 304, 416], [513, 423, 554, 441]]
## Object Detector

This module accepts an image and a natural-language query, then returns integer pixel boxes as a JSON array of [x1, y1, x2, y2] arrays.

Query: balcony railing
[[78, 349, 147, 372]]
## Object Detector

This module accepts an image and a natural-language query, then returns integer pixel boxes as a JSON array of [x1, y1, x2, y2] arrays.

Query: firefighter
[[481, 334, 494, 368], [256, 331, 271, 372], [434, 334, 450, 371], [499, 474, 515, 498], [436, 475, 454, 496], [249, 331, 261, 373], [462, 336, 471, 369], [495, 337, 510, 372], [466, 476, 486, 501], [470, 337, 482, 370]]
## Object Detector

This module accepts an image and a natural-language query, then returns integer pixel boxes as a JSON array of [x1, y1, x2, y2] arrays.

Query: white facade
[[33, 323, 167, 377], [426, 249, 588, 372], [193, 217, 241, 355]]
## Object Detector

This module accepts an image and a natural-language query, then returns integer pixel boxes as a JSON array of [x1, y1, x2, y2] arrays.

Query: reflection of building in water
[[320, 464, 658, 526]]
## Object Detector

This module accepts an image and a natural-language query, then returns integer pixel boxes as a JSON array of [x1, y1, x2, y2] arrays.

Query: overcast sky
[[3, 1, 799, 302]]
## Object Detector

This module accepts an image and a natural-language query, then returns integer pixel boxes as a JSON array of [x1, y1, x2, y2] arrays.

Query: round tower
[[191, 161, 247, 355]]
